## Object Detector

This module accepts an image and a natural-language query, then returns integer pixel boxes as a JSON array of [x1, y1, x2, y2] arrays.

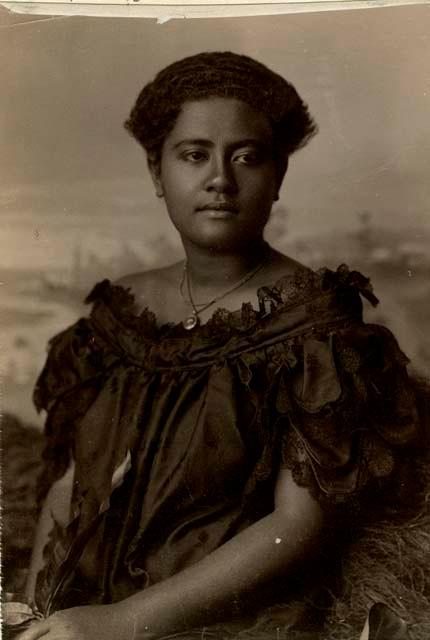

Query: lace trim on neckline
[[84, 264, 378, 338]]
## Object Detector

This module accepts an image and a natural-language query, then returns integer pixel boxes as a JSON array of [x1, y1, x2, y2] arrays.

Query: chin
[[195, 233, 263, 254], [186, 220, 264, 252]]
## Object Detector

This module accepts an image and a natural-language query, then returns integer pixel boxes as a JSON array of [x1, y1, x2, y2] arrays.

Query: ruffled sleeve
[[33, 318, 111, 501], [276, 322, 422, 515]]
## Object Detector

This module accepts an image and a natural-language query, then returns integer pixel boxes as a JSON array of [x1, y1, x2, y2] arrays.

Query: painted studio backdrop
[[1, 2, 430, 601]]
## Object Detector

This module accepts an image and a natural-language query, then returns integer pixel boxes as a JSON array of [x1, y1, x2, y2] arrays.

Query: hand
[[17, 603, 133, 640]]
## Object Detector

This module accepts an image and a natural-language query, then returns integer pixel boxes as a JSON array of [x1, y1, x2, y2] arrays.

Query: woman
[[19, 52, 420, 640]]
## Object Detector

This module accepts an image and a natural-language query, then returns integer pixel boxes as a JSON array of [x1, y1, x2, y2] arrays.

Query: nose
[[206, 156, 237, 193]]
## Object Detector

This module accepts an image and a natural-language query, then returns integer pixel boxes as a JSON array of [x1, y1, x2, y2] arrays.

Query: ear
[[147, 154, 164, 198], [275, 155, 289, 201]]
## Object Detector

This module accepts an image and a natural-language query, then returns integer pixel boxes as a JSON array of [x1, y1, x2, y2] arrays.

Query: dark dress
[[33, 265, 420, 619]]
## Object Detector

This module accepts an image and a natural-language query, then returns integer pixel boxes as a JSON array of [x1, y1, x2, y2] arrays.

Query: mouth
[[197, 202, 239, 215]]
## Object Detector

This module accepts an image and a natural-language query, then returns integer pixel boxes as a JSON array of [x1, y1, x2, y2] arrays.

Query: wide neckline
[[86, 265, 313, 334], [84, 264, 377, 340]]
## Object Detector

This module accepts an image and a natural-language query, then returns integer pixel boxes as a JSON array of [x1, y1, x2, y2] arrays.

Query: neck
[[182, 239, 270, 289]]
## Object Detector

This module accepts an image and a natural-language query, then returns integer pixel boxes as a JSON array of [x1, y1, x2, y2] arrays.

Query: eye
[[180, 150, 208, 163], [232, 150, 261, 165]]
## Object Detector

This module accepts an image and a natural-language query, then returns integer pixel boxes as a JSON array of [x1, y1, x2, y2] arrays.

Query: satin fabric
[[33, 266, 420, 614]]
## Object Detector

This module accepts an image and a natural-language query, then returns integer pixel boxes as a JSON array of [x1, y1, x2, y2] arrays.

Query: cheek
[[160, 175, 188, 210], [240, 164, 277, 191], [161, 166, 198, 204], [245, 175, 277, 208]]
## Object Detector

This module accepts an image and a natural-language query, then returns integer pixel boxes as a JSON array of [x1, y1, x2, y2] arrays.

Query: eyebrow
[[172, 138, 271, 151]]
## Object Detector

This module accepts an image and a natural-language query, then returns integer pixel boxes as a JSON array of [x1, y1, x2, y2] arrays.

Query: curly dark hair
[[124, 51, 318, 165]]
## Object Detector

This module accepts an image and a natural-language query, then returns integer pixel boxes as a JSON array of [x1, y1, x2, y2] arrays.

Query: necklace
[[179, 248, 270, 330]]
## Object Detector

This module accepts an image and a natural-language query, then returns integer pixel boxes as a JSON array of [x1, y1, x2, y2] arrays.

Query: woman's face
[[150, 97, 283, 252]]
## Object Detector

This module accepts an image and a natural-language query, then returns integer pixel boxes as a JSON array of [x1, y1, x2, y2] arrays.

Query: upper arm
[[45, 462, 75, 527], [114, 271, 161, 315], [274, 467, 324, 533]]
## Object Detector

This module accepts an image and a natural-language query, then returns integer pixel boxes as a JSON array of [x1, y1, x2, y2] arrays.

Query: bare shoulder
[[115, 262, 183, 314], [262, 248, 312, 284]]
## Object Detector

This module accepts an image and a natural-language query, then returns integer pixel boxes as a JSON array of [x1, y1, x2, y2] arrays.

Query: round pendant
[[183, 314, 199, 330]]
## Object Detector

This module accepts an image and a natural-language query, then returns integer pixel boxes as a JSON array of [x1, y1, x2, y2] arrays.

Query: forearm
[[120, 499, 323, 639], [25, 464, 74, 604]]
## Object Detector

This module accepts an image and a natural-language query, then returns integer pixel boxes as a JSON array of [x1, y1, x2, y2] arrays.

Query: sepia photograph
[[2, 4, 430, 639]]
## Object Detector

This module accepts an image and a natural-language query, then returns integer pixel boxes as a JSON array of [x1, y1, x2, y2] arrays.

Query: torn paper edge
[[2, 0, 430, 20]]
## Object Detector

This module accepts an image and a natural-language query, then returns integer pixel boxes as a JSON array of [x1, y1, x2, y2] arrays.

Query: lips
[[197, 202, 239, 213]]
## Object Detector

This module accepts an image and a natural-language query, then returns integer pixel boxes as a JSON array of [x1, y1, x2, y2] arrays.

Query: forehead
[[165, 97, 273, 145]]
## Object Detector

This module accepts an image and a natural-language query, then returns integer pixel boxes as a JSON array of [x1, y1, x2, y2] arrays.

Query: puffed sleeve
[[33, 318, 109, 501], [276, 322, 423, 516]]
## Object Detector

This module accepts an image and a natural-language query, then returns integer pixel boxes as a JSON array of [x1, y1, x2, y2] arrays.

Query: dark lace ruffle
[[276, 324, 419, 513], [74, 266, 377, 371], [85, 264, 374, 337]]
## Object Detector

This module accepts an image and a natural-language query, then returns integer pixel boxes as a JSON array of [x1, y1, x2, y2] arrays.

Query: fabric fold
[[32, 265, 423, 610]]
